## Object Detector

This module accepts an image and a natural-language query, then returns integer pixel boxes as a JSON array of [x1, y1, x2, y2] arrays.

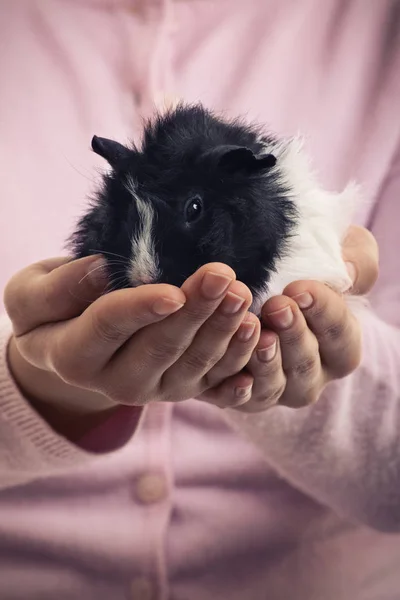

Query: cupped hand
[[4, 256, 261, 417], [200, 225, 379, 412]]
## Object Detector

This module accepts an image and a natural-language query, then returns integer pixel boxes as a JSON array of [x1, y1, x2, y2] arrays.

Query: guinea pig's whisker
[[77, 262, 127, 287], [63, 155, 97, 184], [78, 263, 110, 285], [107, 277, 128, 288], [89, 248, 129, 263], [100, 260, 127, 268], [105, 279, 129, 294], [109, 268, 129, 277], [106, 271, 130, 286], [103, 283, 120, 294]]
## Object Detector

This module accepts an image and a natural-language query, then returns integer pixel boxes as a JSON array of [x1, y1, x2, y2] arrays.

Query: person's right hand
[[4, 255, 260, 422]]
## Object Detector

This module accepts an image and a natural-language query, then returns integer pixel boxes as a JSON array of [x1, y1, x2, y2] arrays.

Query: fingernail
[[201, 272, 232, 300], [235, 383, 253, 399], [292, 292, 313, 309], [85, 257, 108, 289], [153, 297, 185, 316], [257, 341, 277, 362], [220, 292, 246, 315], [268, 306, 294, 329], [238, 321, 256, 342], [345, 261, 357, 284]]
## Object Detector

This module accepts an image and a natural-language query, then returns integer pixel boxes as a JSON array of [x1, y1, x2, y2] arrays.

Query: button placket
[[130, 402, 174, 600]]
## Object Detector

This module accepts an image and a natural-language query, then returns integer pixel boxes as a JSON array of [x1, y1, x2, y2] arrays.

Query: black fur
[[68, 103, 298, 299]]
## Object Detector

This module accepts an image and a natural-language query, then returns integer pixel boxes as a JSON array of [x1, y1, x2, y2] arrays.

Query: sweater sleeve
[[0, 316, 144, 490], [223, 145, 400, 533]]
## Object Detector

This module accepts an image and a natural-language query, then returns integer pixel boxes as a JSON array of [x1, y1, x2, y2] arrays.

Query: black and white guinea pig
[[69, 103, 359, 314]]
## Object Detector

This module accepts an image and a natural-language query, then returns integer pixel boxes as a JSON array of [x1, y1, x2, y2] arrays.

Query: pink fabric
[[1, 1, 400, 598]]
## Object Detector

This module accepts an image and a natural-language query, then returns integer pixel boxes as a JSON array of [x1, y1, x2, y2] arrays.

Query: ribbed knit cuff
[[0, 316, 144, 487]]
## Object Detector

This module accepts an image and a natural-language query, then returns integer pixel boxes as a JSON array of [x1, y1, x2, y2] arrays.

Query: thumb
[[4, 255, 108, 336], [342, 226, 379, 295]]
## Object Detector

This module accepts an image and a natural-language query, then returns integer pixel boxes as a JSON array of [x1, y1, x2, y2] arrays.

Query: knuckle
[[307, 301, 327, 323], [146, 344, 170, 363], [146, 337, 187, 363], [181, 304, 212, 325], [312, 299, 357, 348], [209, 316, 238, 336], [288, 351, 320, 380], [184, 346, 222, 373], [320, 318, 348, 344], [282, 326, 307, 348]]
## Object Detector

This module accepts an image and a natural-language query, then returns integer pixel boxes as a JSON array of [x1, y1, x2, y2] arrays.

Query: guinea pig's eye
[[184, 195, 203, 224]]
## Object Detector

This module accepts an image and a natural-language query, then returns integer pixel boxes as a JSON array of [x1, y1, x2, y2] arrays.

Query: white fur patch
[[125, 176, 160, 286], [256, 136, 362, 306]]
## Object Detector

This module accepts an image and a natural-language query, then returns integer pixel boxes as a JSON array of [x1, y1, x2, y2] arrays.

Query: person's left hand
[[199, 225, 379, 412]]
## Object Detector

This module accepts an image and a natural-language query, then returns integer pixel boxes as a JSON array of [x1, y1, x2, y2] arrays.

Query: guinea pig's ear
[[91, 135, 131, 168], [213, 145, 276, 174]]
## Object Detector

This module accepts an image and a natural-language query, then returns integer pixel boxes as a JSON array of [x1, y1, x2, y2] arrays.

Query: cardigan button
[[135, 472, 168, 504]]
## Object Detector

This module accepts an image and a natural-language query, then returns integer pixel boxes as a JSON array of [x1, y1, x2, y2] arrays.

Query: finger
[[233, 329, 286, 413], [342, 225, 379, 295], [19, 283, 186, 377], [204, 311, 260, 388], [116, 263, 237, 382], [198, 370, 255, 409], [285, 280, 362, 379], [261, 296, 323, 408], [162, 280, 254, 394], [4, 255, 108, 336], [107, 273, 246, 402]]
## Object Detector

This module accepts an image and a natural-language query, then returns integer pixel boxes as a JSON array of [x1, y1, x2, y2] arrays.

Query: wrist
[[7, 336, 116, 414], [6, 336, 120, 440]]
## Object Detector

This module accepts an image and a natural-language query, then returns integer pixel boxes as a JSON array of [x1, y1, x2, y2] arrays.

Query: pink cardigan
[[0, 1, 400, 598]]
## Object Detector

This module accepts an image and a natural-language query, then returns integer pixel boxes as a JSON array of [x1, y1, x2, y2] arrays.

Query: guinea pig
[[69, 102, 359, 315]]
